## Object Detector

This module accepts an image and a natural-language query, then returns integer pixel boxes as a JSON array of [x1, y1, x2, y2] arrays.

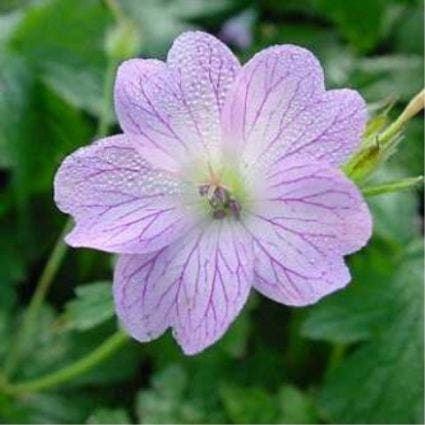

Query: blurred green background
[[0, 0, 423, 423]]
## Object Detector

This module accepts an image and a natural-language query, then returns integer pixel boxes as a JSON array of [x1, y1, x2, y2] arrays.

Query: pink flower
[[54, 32, 372, 355]]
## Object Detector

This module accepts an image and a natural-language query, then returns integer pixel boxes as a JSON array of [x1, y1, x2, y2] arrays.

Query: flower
[[54, 31, 372, 355]]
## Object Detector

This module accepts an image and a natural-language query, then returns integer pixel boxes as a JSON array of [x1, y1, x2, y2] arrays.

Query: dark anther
[[228, 198, 241, 219], [198, 183, 242, 220]]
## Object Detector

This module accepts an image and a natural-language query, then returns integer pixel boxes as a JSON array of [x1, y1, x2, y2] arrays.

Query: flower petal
[[222, 45, 366, 167], [54, 135, 194, 254], [170, 221, 252, 355], [114, 31, 241, 170], [114, 59, 180, 171], [113, 249, 175, 342], [114, 221, 253, 355], [246, 155, 372, 306], [167, 31, 240, 114]]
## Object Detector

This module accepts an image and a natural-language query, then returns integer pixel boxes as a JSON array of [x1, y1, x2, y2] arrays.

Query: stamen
[[198, 183, 242, 220]]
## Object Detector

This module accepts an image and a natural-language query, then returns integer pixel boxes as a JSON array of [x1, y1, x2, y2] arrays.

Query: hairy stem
[[378, 88, 424, 145], [2, 331, 129, 395], [3, 221, 73, 376], [362, 176, 424, 197]]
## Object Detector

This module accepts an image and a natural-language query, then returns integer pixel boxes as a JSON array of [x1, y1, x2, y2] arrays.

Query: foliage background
[[0, 0, 423, 423]]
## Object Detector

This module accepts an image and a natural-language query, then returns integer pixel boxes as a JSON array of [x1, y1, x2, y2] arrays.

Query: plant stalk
[[3, 56, 119, 378], [2, 331, 129, 395]]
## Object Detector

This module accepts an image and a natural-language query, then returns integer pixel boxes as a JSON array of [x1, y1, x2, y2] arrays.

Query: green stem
[[362, 176, 424, 197], [3, 57, 119, 378], [95, 58, 118, 139], [2, 331, 129, 395], [378, 88, 424, 146], [326, 343, 347, 375], [104, 0, 126, 23], [4, 220, 73, 376]]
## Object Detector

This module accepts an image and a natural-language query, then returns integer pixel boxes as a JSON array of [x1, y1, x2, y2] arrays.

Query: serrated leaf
[[319, 249, 424, 424], [64, 281, 114, 331]]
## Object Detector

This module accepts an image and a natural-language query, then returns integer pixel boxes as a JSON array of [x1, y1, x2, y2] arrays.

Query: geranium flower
[[54, 31, 372, 354]]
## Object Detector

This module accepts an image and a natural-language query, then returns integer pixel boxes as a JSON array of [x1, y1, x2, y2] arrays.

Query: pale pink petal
[[222, 45, 366, 167], [167, 31, 240, 113], [114, 58, 166, 135], [114, 31, 240, 170], [170, 221, 252, 354], [246, 155, 372, 306], [54, 135, 195, 254], [113, 221, 253, 354], [113, 249, 175, 342]]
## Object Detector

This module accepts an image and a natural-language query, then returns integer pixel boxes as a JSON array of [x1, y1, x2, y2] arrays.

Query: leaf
[[367, 166, 421, 244], [136, 364, 206, 424], [354, 55, 423, 102], [11, 304, 140, 386], [0, 50, 33, 170], [395, 117, 424, 177], [316, 0, 389, 53], [277, 385, 318, 424], [219, 383, 279, 424], [9, 0, 112, 116], [0, 49, 91, 195], [119, 0, 233, 57], [301, 239, 400, 343], [63, 281, 115, 331], [394, 4, 424, 55], [0, 390, 95, 423], [319, 248, 424, 423], [86, 407, 131, 424]]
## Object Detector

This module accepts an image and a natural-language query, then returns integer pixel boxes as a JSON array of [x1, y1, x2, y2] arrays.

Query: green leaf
[[119, 0, 233, 57], [219, 383, 279, 424], [396, 117, 424, 176], [0, 49, 91, 195], [319, 249, 424, 423], [316, 0, 389, 53], [63, 281, 115, 331], [354, 55, 423, 102], [10, 304, 140, 386], [136, 364, 206, 424], [301, 239, 400, 343], [394, 4, 424, 55], [9, 0, 112, 116], [0, 391, 94, 424], [86, 407, 131, 424], [367, 167, 421, 244], [277, 385, 318, 424]]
